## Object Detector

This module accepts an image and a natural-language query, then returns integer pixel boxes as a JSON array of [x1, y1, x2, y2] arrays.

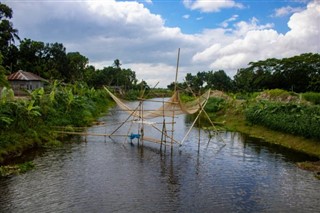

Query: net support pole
[[171, 48, 180, 150]]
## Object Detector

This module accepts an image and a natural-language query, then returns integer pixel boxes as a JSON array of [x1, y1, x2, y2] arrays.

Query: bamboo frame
[[54, 48, 222, 152]]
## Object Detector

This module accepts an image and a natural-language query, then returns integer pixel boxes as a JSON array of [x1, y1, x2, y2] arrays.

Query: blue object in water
[[129, 133, 141, 141]]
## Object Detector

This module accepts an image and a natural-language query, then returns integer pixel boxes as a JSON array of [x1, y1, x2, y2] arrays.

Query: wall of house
[[9, 81, 45, 96]]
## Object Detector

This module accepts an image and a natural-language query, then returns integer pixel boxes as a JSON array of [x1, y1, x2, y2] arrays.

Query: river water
[[0, 99, 319, 213]]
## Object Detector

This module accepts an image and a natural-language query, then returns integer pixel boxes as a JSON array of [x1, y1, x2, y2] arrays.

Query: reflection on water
[[0, 100, 319, 213]]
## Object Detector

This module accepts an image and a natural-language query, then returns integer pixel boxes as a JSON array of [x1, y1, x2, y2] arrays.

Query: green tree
[[185, 72, 206, 94], [66, 52, 89, 83], [0, 3, 20, 71], [17, 39, 46, 74], [206, 70, 234, 92], [0, 53, 9, 87], [234, 53, 320, 92], [234, 68, 255, 92], [44, 42, 68, 80], [113, 59, 121, 69]]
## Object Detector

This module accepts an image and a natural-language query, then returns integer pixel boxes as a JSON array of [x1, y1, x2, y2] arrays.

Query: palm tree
[[113, 59, 122, 69], [0, 19, 20, 48], [0, 3, 20, 48]]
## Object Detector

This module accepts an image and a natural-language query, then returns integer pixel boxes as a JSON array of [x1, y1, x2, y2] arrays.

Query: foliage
[[234, 53, 320, 93], [302, 92, 320, 105], [88, 64, 139, 91], [204, 97, 227, 114], [256, 89, 299, 103], [0, 53, 9, 87], [206, 70, 234, 92], [180, 70, 234, 93], [174, 53, 320, 94], [0, 3, 20, 71], [0, 81, 112, 163], [0, 161, 34, 177], [245, 101, 320, 140]]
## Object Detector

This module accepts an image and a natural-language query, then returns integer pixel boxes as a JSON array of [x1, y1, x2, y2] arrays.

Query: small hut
[[7, 70, 47, 96]]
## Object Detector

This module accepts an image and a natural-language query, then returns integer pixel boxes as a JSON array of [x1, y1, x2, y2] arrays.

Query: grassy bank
[[204, 90, 320, 159]]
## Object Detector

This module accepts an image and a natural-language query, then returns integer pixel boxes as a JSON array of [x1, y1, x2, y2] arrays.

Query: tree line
[[1, 2, 319, 94], [0, 3, 144, 91], [169, 53, 320, 94]]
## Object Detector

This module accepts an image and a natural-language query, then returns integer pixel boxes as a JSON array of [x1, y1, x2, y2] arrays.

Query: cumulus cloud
[[4, 0, 320, 87], [193, 1, 320, 76], [183, 0, 244, 12], [272, 6, 304, 17]]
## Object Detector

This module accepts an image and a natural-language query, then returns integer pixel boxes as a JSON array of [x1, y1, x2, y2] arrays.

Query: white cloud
[[220, 14, 239, 27], [272, 6, 304, 17], [144, 0, 153, 4], [3, 0, 320, 87], [193, 1, 320, 76], [183, 0, 244, 12], [183, 14, 190, 19]]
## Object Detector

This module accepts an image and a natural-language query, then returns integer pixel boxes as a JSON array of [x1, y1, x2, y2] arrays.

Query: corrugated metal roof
[[7, 70, 47, 81]]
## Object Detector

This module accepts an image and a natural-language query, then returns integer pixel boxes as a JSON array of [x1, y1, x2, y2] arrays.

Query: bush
[[0, 82, 113, 163], [257, 89, 299, 102], [205, 97, 227, 113], [245, 101, 320, 140], [302, 92, 320, 105]]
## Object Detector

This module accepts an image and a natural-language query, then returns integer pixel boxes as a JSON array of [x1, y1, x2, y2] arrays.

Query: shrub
[[205, 97, 227, 113], [302, 92, 320, 105], [245, 101, 320, 140]]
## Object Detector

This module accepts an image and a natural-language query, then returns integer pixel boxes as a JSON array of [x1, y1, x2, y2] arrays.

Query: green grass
[[205, 94, 320, 158]]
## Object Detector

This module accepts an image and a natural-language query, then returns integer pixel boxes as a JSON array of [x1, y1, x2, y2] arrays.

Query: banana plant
[[0, 87, 14, 104], [26, 100, 41, 117], [66, 88, 74, 111], [49, 80, 60, 103]]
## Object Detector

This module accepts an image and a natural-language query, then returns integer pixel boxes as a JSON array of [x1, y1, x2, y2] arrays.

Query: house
[[7, 70, 47, 96]]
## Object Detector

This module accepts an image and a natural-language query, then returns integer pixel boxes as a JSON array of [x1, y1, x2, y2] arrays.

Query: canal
[[0, 99, 319, 212]]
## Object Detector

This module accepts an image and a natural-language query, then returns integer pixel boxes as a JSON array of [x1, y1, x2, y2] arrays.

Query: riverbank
[[211, 99, 320, 159], [0, 83, 114, 165]]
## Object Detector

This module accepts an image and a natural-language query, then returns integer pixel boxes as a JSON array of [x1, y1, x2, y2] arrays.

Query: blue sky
[[3, 0, 320, 87], [144, 0, 305, 34]]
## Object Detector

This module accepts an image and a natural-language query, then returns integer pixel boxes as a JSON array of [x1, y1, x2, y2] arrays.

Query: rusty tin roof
[[7, 70, 47, 81]]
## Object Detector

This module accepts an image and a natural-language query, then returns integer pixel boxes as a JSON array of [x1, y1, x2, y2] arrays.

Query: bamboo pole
[[179, 97, 209, 145], [171, 48, 180, 149], [185, 83, 225, 144], [141, 98, 144, 146], [54, 131, 128, 137], [110, 102, 141, 136], [151, 124, 180, 145]]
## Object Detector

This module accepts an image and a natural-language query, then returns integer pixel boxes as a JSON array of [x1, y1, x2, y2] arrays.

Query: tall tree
[[0, 53, 9, 87], [113, 59, 121, 69], [18, 39, 46, 74], [45, 42, 68, 80], [0, 3, 20, 71], [66, 52, 89, 83], [206, 70, 234, 92]]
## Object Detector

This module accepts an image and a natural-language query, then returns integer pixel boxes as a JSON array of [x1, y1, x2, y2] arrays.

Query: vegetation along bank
[[202, 89, 320, 159], [0, 82, 113, 165], [1, 2, 320, 175]]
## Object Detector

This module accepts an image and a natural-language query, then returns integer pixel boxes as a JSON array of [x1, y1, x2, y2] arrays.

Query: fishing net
[[104, 87, 210, 119]]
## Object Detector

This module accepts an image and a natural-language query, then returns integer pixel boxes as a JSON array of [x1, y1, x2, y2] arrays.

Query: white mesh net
[[104, 87, 210, 119]]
